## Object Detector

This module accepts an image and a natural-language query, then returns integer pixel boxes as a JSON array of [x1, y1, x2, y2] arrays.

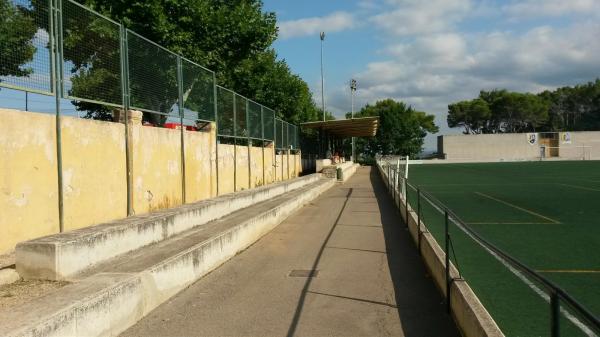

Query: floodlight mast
[[350, 79, 357, 161], [320, 32, 326, 122]]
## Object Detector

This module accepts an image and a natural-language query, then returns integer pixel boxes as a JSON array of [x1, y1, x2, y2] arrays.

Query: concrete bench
[[321, 161, 360, 182], [16, 174, 321, 280], [1, 177, 335, 337]]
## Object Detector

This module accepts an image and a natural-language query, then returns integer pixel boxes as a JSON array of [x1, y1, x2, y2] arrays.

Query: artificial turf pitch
[[404, 160, 600, 337]]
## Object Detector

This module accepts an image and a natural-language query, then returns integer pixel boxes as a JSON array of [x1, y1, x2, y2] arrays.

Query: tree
[[447, 98, 491, 134], [0, 0, 37, 79], [449, 90, 549, 134], [351, 99, 438, 158], [540, 80, 600, 131]]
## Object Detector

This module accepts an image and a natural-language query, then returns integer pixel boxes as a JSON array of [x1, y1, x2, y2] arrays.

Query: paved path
[[122, 167, 459, 337]]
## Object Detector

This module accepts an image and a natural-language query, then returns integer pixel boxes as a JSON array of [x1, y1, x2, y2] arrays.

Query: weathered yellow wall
[[60, 116, 127, 231], [217, 144, 235, 195], [264, 146, 275, 185], [184, 124, 217, 202], [235, 145, 250, 191], [289, 153, 296, 178], [282, 152, 289, 180], [131, 125, 182, 214], [0, 109, 302, 254], [0, 109, 59, 254], [295, 154, 302, 176], [275, 153, 283, 182], [250, 146, 264, 188]]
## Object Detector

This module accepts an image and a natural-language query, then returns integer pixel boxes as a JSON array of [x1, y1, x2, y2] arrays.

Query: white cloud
[[370, 0, 472, 36], [321, 21, 600, 149], [278, 12, 355, 40], [504, 0, 600, 19], [296, 1, 600, 150]]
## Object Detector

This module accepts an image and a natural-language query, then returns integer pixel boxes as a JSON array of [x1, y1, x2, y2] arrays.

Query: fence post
[[551, 292, 560, 337], [261, 107, 265, 186], [445, 210, 451, 313], [177, 56, 186, 204], [247, 100, 251, 189], [286, 125, 290, 180], [213, 75, 219, 196], [417, 188, 421, 253], [120, 25, 133, 215], [52, 0, 65, 232], [404, 179, 409, 226], [233, 94, 237, 192]]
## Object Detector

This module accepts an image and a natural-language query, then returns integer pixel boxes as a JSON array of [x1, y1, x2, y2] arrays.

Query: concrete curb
[[376, 164, 504, 337], [0, 178, 335, 337], [16, 174, 322, 280]]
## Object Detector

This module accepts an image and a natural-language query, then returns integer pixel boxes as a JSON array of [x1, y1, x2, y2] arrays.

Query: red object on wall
[[163, 122, 197, 131]]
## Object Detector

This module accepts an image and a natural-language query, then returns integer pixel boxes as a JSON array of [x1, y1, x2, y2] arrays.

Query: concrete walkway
[[121, 167, 459, 337]]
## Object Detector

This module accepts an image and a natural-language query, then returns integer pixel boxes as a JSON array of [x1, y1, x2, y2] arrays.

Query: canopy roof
[[300, 116, 379, 137]]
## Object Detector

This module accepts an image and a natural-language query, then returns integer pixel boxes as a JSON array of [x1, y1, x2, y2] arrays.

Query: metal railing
[[376, 158, 600, 337]]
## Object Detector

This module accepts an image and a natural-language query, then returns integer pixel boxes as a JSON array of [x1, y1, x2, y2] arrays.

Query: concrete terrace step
[[0, 177, 335, 337], [16, 174, 322, 280]]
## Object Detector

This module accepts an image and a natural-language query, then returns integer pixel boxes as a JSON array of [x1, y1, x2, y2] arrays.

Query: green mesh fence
[[0, 0, 299, 147], [275, 118, 283, 149], [216, 86, 234, 136], [234, 93, 247, 138], [248, 100, 262, 139], [127, 30, 178, 118], [263, 107, 275, 141], [61, 0, 122, 108], [0, 0, 53, 94], [181, 57, 214, 122], [283, 122, 289, 149], [289, 124, 297, 150]]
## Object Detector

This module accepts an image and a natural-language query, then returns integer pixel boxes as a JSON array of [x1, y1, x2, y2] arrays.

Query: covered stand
[[301, 116, 379, 174]]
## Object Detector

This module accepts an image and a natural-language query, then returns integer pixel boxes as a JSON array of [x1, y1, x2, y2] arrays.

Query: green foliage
[[449, 80, 600, 133], [351, 99, 439, 158], [539, 79, 600, 131], [0, 0, 37, 78], [449, 90, 549, 134]]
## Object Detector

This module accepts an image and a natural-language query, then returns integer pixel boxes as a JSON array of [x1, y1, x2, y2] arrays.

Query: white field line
[[404, 182, 598, 337]]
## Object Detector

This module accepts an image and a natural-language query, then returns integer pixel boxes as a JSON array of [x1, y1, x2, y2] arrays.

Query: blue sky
[[262, 0, 600, 150]]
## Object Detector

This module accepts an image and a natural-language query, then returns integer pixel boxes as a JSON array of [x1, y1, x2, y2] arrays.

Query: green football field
[[403, 161, 600, 337]]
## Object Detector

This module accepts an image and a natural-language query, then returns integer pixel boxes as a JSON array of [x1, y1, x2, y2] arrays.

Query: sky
[[262, 0, 600, 150]]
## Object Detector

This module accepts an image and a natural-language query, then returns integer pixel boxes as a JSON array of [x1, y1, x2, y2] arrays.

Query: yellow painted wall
[[184, 124, 217, 203], [250, 146, 264, 188], [131, 125, 182, 214], [0, 109, 303, 254], [275, 153, 282, 182], [282, 152, 289, 180], [295, 154, 302, 176], [289, 153, 296, 178], [264, 146, 275, 185], [235, 145, 250, 191], [217, 144, 235, 195], [60, 116, 127, 231], [0, 109, 59, 254]]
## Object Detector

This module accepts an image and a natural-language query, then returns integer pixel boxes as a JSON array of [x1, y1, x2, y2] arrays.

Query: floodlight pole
[[320, 32, 326, 121], [350, 79, 357, 162]]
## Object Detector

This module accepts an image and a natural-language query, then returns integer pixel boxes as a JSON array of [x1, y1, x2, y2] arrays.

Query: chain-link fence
[[0, 0, 302, 228], [0, 0, 53, 95], [0, 0, 298, 143]]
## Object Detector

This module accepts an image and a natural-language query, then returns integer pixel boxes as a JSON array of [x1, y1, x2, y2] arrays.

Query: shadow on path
[[285, 188, 353, 337], [369, 168, 460, 337]]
